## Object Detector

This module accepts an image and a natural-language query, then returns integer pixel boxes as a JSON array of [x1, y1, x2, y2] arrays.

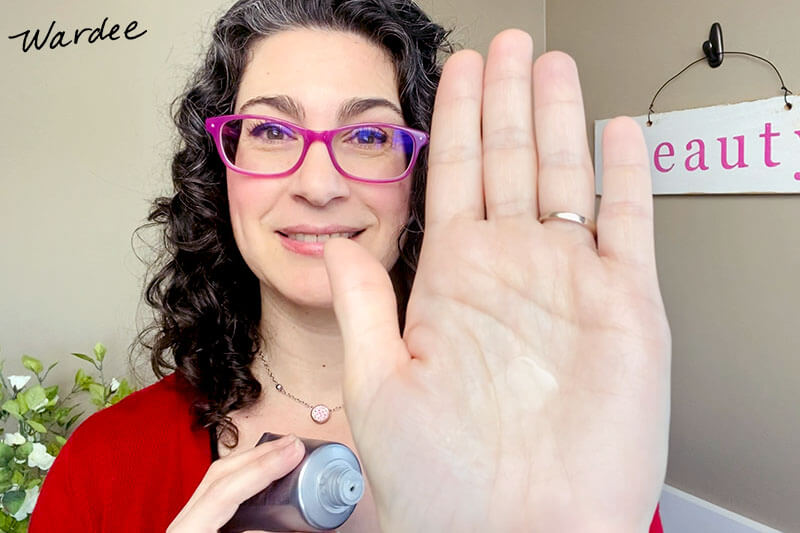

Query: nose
[[288, 140, 350, 207]]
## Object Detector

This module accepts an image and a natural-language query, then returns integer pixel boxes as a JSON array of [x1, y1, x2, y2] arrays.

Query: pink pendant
[[310, 404, 331, 424]]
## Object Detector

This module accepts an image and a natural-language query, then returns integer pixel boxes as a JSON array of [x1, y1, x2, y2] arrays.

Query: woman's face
[[228, 29, 412, 308]]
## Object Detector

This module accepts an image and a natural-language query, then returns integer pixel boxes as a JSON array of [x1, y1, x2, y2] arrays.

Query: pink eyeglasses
[[205, 114, 429, 184]]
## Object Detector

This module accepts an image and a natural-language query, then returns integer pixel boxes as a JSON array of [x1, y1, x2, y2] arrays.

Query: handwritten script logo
[[8, 17, 147, 53]]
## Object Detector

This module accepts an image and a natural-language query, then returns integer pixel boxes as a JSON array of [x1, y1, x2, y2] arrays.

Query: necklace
[[257, 352, 343, 424]]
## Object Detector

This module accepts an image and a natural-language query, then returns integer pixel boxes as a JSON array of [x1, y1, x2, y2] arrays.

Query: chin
[[261, 276, 335, 310], [289, 289, 335, 309]]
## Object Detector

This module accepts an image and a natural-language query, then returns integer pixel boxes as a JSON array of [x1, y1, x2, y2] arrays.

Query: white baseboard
[[659, 484, 783, 533]]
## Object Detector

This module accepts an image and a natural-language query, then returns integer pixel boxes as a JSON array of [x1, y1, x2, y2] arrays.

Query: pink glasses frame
[[204, 114, 430, 184]]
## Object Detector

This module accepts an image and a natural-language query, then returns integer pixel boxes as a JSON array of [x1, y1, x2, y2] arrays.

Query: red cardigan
[[30, 373, 663, 532]]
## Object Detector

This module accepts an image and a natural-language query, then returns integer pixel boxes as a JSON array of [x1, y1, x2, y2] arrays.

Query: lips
[[282, 231, 359, 243], [276, 225, 365, 256]]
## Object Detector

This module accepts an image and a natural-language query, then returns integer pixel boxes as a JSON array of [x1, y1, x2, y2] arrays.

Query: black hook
[[702, 22, 724, 68], [647, 22, 793, 125]]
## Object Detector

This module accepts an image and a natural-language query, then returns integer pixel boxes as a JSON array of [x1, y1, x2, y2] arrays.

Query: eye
[[349, 127, 388, 145], [248, 121, 296, 141]]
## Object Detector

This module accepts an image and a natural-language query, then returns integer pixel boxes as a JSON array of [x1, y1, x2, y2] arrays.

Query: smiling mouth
[[277, 230, 364, 243]]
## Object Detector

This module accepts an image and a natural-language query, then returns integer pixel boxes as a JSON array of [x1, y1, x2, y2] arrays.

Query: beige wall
[[417, 0, 545, 56], [547, 1, 800, 531], [1, 1, 232, 385]]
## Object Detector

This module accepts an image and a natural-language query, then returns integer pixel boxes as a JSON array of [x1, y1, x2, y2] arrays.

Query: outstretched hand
[[325, 30, 670, 533]]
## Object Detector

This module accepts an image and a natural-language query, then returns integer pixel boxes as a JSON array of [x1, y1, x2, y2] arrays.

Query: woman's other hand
[[324, 30, 670, 532], [167, 434, 304, 533]]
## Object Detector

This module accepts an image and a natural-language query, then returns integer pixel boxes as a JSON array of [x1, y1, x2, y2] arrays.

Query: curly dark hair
[[135, 0, 452, 447]]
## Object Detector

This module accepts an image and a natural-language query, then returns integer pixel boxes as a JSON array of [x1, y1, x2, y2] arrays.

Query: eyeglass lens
[[220, 118, 416, 181]]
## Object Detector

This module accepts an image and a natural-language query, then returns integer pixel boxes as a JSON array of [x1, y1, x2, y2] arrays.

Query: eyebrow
[[238, 95, 305, 121], [337, 97, 403, 123], [237, 95, 403, 124]]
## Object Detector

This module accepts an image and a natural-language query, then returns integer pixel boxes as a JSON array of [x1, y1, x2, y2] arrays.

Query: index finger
[[172, 435, 304, 530], [425, 50, 485, 227]]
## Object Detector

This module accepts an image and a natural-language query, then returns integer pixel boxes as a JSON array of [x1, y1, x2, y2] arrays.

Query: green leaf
[[54, 406, 75, 426], [21, 355, 43, 375], [46, 441, 61, 457], [0, 443, 14, 464], [65, 412, 83, 431], [88, 383, 106, 407], [23, 477, 40, 490], [73, 369, 92, 391], [118, 379, 133, 397], [54, 435, 67, 446], [0, 467, 11, 482], [2, 400, 21, 420], [20, 386, 47, 413], [2, 489, 25, 515], [0, 480, 12, 494], [15, 394, 28, 416], [14, 442, 33, 461], [44, 385, 59, 401], [27, 420, 46, 433], [93, 342, 107, 362], [10, 469, 24, 487], [70, 352, 94, 365]]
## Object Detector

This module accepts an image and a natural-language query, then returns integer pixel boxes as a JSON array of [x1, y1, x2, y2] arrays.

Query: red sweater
[[30, 373, 664, 532], [30, 373, 210, 532]]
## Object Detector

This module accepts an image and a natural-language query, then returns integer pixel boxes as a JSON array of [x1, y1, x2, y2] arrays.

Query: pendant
[[310, 404, 331, 424]]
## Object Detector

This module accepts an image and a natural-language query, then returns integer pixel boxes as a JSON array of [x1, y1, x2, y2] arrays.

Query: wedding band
[[538, 211, 597, 237]]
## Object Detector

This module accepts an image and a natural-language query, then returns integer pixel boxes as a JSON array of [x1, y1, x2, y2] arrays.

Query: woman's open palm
[[325, 30, 670, 533]]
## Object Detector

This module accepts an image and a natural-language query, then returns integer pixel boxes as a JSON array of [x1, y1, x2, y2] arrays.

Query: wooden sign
[[594, 95, 800, 194]]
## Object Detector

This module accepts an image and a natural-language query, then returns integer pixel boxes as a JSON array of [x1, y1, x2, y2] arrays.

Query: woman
[[31, 0, 669, 532]]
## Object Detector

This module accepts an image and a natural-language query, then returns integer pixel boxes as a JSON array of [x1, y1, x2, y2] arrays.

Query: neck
[[254, 283, 346, 408]]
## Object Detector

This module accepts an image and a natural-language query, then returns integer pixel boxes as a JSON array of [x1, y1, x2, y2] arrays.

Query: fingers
[[428, 36, 595, 239], [169, 435, 304, 531], [425, 49, 485, 226], [597, 117, 657, 270], [482, 29, 538, 219], [323, 238, 408, 414], [533, 51, 597, 245]]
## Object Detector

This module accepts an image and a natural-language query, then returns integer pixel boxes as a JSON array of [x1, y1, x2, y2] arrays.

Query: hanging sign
[[594, 95, 799, 194]]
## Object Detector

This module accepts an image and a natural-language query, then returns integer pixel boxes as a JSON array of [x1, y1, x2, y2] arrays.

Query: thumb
[[323, 238, 408, 409]]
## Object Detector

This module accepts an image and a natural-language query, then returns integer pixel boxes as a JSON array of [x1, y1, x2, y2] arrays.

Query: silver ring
[[538, 211, 597, 237]]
